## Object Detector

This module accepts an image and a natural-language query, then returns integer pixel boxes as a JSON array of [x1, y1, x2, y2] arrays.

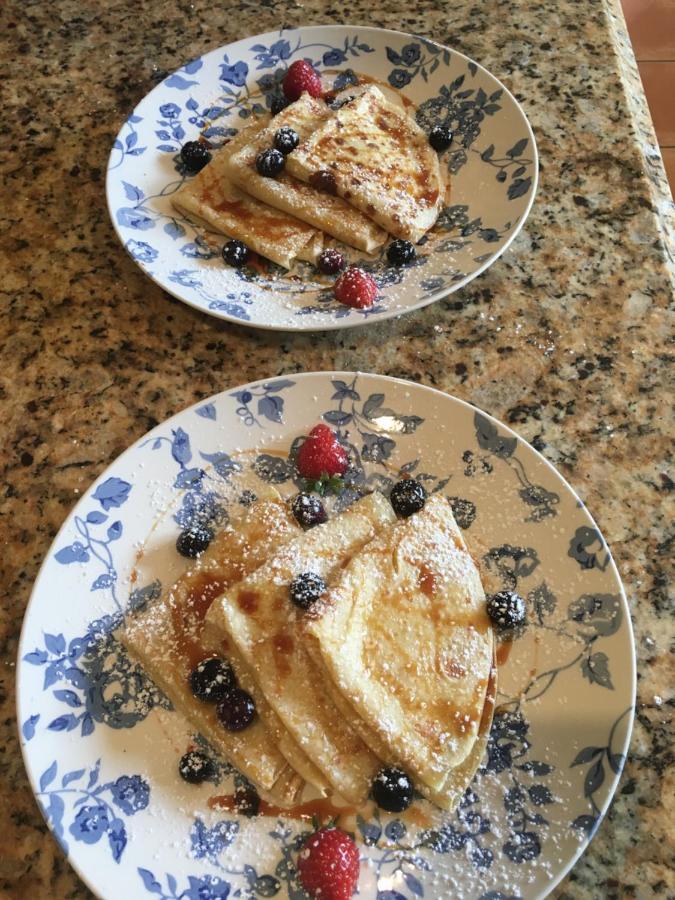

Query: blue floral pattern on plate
[[106, 26, 538, 331], [18, 373, 634, 899]]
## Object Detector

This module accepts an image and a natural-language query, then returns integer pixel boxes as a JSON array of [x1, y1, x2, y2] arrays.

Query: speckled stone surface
[[1, 0, 673, 897]]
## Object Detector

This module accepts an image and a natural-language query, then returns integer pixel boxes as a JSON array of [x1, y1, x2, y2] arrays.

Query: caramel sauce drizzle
[[169, 572, 226, 669], [208, 794, 356, 825]]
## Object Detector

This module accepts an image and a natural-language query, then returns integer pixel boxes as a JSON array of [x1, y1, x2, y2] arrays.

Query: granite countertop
[[1, 0, 673, 896]]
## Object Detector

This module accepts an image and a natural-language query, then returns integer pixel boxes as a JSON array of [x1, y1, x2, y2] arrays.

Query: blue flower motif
[[190, 817, 238, 862], [126, 239, 158, 263], [567, 526, 609, 571], [110, 775, 150, 815], [169, 269, 203, 289], [401, 43, 421, 65], [220, 61, 248, 86], [269, 39, 291, 60], [93, 477, 132, 511], [503, 830, 541, 863], [361, 433, 396, 463], [252, 453, 292, 484], [484, 710, 529, 774], [323, 48, 347, 66], [69, 804, 109, 844], [421, 275, 447, 293], [183, 875, 230, 900], [116, 207, 154, 231], [567, 593, 622, 638], [173, 487, 226, 531], [159, 102, 181, 119], [388, 69, 412, 89]]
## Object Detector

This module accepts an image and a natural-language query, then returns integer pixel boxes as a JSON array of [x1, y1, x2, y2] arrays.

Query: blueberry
[[176, 525, 214, 558], [180, 141, 211, 173], [316, 248, 346, 275], [217, 687, 256, 731], [234, 784, 260, 817], [387, 239, 416, 266], [429, 125, 453, 152], [189, 657, 235, 702], [274, 126, 300, 155], [179, 750, 216, 784], [372, 766, 414, 812], [289, 572, 326, 610], [389, 479, 427, 518], [222, 239, 250, 268], [291, 493, 327, 529], [256, 148, 285, 177], [270, 95, 289, 116], [486, 590, 526, 629]]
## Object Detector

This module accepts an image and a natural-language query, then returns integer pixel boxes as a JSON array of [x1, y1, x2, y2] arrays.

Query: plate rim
[[16, 370, 634, 900], [105, 24, 539, 332]]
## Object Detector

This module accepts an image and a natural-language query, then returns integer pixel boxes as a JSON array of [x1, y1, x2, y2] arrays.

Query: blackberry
[[429, 124, 453, 152], [372, 766, 414, 812], [387, 239, 416, 266], [239, 490, 257, 507], [273, 126, 300, 155], [234, 784, 260, 817], [180, 141, 211, 173], [178, 750, 215, 784], [217, 687, 256, 731], [317, 248, 346, 275], [486, 590, 527, 629], [389, 479, 427, 518], [256, 148, 285, 177], [189, 657, 235, 702], [270, 94, 290, 116], [222, 239, 250, 268], [289, 572, 326, 610], [176, 524, 213, 558], [291, 493, 327, 529]]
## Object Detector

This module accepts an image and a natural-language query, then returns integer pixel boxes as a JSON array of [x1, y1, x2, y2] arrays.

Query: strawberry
[[296, 424, 348, 480], [297, 827, 360, 900], [283, 60, 323, 101], [334, 267, 378, 309]]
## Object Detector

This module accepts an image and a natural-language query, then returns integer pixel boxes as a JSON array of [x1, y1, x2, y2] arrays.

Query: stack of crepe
[[120, 488, 495, 813], [172, 85, 447, 269]]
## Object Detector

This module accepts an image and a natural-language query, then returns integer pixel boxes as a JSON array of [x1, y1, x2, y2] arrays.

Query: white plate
[[106, 26, 537, 330], [18, 373, 633, 899]]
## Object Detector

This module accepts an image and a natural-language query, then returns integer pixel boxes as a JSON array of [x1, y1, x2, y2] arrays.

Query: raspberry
[[296, 424, 348, 480], [283, 60, 323, 101], [297, 827, 360, 900], [334, 267, 378, 309]]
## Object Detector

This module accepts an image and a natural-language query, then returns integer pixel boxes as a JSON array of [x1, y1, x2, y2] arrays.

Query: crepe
[[224, 94, 387, 253], [304, 494, 493, 793], [286, 86, 444, 242], [118, 490, 307, 804], [422, 656, 496, 810], [172, 121, 323, 268], [205, 492, 397, 804], [199, 616, 331, 796]]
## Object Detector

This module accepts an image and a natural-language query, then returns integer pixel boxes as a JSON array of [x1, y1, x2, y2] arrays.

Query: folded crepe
[[172, 121, 323, 268], [224, 93, 387, 253], [205, 492, 397, 804], [304, 494, 494, 794], [286, 85, 445, 242], [118, 489, 308, 804]]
